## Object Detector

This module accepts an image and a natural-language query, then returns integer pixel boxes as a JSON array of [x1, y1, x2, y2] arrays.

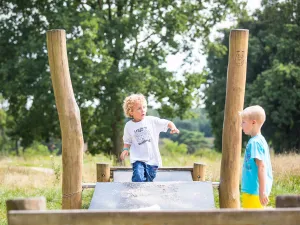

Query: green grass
[[1, 152, 300, 225]]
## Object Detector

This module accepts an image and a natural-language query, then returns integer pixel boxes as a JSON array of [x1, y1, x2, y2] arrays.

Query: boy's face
[[241, 117, 254, 135], [131, 101, 147, 122]]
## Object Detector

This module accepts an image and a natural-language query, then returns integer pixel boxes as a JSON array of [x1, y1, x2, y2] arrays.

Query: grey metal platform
[[89, 181, 215, 210], [113, 170, 193, 182]]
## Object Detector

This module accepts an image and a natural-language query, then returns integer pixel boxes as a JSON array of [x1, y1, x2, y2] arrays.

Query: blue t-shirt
[[241, 134, 273, 196]]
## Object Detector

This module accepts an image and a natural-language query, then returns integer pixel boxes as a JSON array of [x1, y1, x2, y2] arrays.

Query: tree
[[205, 0, 300, 152], [0, 0, 244, 156]]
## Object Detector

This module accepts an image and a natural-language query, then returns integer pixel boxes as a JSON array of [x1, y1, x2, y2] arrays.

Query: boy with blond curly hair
[[240, 105, 273, 208], [120, 93, 179, 182]]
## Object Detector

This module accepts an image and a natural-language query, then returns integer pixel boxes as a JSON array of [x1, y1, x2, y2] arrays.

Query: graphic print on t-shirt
[[134, 127, 151, 145]]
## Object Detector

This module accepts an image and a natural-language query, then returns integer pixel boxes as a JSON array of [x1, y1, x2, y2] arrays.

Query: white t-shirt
[[123, 116, 169, 167]]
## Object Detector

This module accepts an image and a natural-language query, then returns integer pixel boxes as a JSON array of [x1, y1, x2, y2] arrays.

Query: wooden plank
[[8, 209, 300, 225], [110, 167, 194, 179], [110, 167, 193, 171], [276, 195, 300, 208], [82, 183, 96, 189], [6, 197, 46, 211], [82, 182, 220, 189]]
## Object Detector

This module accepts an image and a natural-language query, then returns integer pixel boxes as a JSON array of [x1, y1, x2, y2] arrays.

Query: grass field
[[1, 152, 300, 225]]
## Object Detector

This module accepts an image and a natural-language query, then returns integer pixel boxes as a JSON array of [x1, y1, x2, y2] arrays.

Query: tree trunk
[[111, 102, 123, 164], [15, 139, 19, 156]]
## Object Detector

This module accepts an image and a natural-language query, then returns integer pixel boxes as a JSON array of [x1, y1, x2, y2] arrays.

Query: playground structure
[[6, 29, 300, 224]]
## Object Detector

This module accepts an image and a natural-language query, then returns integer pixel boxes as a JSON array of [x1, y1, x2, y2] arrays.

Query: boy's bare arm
[[168, 122, 180, 134], [256, 159, 269, 206], [120, 144, 130, 160]]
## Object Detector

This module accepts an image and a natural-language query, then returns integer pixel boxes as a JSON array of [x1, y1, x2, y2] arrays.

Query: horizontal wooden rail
[[110, 167, 194, 171], [276, 195, 300, 208], [8, 209, 300, 225], [82, 182, 220, 189]]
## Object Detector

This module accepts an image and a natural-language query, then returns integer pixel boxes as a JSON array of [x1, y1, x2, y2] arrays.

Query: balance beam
[[8, 209, 300, 225]]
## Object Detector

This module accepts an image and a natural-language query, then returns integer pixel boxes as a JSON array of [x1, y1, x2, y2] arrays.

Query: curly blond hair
[[123, 94, 147, 118]]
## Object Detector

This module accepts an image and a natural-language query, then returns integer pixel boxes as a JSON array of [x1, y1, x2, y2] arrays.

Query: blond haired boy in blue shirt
[[240, 105, 273, 208]]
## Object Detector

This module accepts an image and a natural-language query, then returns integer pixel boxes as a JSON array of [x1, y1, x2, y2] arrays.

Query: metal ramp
[[89, 181, 215, 210], [113, 170, 193, 182]]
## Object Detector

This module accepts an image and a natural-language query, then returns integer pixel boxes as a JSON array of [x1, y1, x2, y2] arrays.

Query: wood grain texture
[[8, 209, 300, 225], [220, 29, 249, 209], [46, 29, 83, 209]]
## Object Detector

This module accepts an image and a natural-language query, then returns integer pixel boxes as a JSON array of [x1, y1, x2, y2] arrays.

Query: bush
[[193, 149, 221, 161], [160, 139, 188, 156], [23, 141, 50, 157]]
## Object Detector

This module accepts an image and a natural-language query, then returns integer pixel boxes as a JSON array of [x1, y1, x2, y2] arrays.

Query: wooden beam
[[110, 167, 194, 171], [8, 209, 300, 225], [276, 195, 300, 208], [46, 29, 84, 209], [220, 29, 249, 208], [82, 182, 220, 189], [6, 197, 46, 211]]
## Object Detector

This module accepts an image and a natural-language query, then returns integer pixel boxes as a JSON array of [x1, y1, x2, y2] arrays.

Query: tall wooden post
[[219, 29, 249, 208], [192, 163, 206, 181], [97, 163, 111, 182], [46, 29, 84, 209]]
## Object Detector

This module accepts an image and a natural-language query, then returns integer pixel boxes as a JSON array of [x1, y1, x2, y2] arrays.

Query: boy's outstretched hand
[[170, 128, 180, 134], [120, 150, 129, 161]]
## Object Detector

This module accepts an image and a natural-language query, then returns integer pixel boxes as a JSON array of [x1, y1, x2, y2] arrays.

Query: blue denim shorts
[[132, 161, 158, 182]]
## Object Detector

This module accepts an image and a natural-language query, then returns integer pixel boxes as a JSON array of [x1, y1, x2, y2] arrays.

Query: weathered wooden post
[[276, 195, 300, 208], [192, 163, 206, 181], [97, 163, 111, 182], [46, 29, 84, 209], [219, 29, 249, 208], [6, 197, 46, 211]]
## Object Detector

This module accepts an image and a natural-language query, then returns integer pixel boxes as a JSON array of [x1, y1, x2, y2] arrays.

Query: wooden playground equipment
[[6, 29, 300, 224]]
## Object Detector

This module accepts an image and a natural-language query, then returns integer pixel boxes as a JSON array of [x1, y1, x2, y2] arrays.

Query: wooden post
[[219, 29, 249, 208], [6, 197, 46, 211], [46, 29, 84, 209], [276, 195, 300, 208], [192, 163, 206, 181], [97, 163, 110, 182]]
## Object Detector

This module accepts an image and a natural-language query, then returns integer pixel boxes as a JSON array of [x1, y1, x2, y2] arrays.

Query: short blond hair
[[240, 105, 266, 125], [123, 94, 147, 118]]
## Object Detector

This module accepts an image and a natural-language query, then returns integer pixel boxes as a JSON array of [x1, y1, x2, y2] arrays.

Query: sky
[[165, 0, 262, 74]]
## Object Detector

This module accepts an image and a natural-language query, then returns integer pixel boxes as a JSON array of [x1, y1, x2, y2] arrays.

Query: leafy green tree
[[0, 0, 244, 156], [164, 129, 210, 154], [205, 0, 300, 152]]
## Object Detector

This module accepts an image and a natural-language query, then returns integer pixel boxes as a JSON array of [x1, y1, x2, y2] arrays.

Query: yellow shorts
[[241, 193, 263, 209]]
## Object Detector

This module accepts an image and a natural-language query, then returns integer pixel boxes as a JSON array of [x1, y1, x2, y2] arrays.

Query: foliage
[[23, 141, 51, 157], [0, 95, 14, 154], [173, 108, 213, 137], [0, 0, 245, 157], [162, 129, 210, 154], [193, 148, 221, 161], [160, 138, 188, 156], [204, 0, 300, 152]]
